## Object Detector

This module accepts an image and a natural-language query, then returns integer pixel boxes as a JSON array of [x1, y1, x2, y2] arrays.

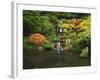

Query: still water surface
[[23, 50, 90, 69]]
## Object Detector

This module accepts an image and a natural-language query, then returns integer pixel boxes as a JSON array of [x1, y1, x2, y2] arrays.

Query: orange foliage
[[28, 33, 46, 46], [71, 18, 80, 26]]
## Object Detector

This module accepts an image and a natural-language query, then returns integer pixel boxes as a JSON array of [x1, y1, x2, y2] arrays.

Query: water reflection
[[23, 49, 90, 69]]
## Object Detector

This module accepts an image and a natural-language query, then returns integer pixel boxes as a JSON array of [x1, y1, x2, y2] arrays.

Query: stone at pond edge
[[80, 47, 88, 57], [37, 46, 44, 50]]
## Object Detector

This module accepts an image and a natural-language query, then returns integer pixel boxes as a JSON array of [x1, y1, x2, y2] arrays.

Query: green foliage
[[23, 11, 56, 36], [60, 16, 91, 52], [79, 16, 91, 31], [43, 41, 52, 50], [50, 15, 58, 23], [23, 10, 91, 53], [23, 36, 38, 51], [76, 31, 90, 49], [23, 37, 31, 48], [40, 16, 54, 34], [61, 19, 71, 23], [48, 33, 57, 42], [23, 17, 34, 34]]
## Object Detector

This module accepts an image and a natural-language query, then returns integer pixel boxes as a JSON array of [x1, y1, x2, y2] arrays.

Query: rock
[[37, 46, 44, 50], [80, 47, 88, 57]]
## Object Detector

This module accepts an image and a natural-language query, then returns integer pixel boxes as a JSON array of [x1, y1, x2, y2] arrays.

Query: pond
[[23, 49, 90, 69]]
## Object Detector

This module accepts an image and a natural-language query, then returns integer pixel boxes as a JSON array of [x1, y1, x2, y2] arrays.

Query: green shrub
[[23, 36, 38, 51], [43, 41, 52, 50]]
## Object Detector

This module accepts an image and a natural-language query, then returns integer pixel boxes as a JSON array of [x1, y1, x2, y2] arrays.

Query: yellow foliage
[[79, 19, 91, 30], [62, 23, 69, 29]]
